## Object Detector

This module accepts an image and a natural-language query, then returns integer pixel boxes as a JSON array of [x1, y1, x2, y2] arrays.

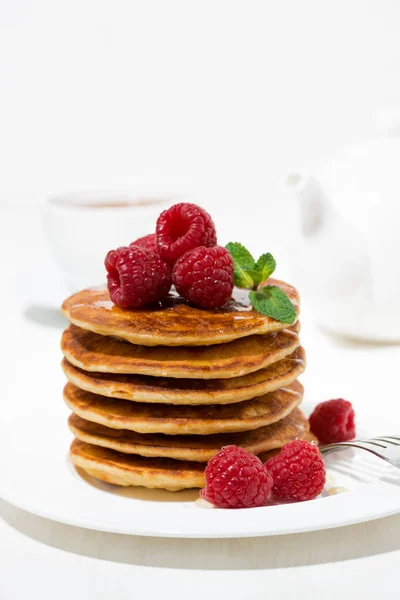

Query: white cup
[[42, 189, 183, 292]]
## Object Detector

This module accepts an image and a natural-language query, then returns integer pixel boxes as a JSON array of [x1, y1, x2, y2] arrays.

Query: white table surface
[[1, 206, 400, 599]]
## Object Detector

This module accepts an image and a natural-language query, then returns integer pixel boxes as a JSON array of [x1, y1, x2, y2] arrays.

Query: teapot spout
[[286, 173, 331, 237]]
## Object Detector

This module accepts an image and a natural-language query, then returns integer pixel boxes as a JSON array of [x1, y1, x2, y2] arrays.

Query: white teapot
[[286, 111, 400, 342]]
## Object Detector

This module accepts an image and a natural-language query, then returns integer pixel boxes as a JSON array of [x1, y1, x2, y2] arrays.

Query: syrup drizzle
[[81, 286, 255, 314]]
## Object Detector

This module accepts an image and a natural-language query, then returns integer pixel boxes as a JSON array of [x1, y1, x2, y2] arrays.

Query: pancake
[[70, 414, 310, 490], [70, 439, 206, 490], [61, 279, 300, 347], [68, 408, 309, 462], [62, 346, 305, 405], [64, 381, 304, 434], [61, 323, 300, 379]]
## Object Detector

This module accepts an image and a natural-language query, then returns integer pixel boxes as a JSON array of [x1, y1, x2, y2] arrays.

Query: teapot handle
[[286, 172, 333, 236]]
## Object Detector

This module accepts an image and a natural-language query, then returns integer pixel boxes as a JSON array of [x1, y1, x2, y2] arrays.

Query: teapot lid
[[317, 109, 400, 227]]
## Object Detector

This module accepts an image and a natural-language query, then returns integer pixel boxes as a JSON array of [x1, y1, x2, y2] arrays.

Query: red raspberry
[[156, 202, 217, 263], [265, 440, 326, 502], [130, 234, 157, 253], [172, 246, 234, 309], [309, 399, 355, 444], [201, 445, 274, 509], [105, 245, 171, 308]]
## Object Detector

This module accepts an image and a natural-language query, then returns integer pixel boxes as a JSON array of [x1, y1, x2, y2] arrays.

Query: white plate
[[5, 211, 400, 537], [0, 409, 400, 538]]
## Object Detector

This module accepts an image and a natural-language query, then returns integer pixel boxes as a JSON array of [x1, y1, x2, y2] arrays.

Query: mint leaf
[[225, 242, 256, 289], [242, 254, 276, 288], [225, 242, 255, 270], [249, 285, 297, 324], [246, 269, 264, 288], [254, 253, 276, 283]]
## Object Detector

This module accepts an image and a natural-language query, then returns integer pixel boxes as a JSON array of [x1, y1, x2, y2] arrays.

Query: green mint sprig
[[225, 242, 296, 324]]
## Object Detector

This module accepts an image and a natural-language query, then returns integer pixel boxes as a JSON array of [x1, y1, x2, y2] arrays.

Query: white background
[[2, 3, 400, 599], [1, 0, 400, 211]]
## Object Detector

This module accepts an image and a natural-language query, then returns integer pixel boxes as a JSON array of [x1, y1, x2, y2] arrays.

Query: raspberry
[[130, 234, 157, 253], [105, 245, 171, 308], [201, 445, 274, 509], [156, 203, 217, 263], [309, 399, 355, 444], [172, 246, 234, 309], [265, 440, 326, 502]]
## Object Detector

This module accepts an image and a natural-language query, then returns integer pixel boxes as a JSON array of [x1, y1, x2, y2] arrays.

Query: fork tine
[[372, 437, 400, 446], [320, 438, 400, 470], [358, 439, 387, 448]]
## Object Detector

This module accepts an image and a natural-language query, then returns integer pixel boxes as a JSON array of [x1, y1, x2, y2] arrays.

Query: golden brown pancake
[[70, 439, 206, 490], [64, 381, 304, 434], [61, 279, 300, 347], [70, 415, 310, 490], [62, 346, 305, 405], [61, 323, 300, 379], [68, 408, 309, 462]]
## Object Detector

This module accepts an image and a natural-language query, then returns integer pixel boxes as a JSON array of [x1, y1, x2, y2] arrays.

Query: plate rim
[[1, 460, 400, 538], [1, 415, 400, 539]]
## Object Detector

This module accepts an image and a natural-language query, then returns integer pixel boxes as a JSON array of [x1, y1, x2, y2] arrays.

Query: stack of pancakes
[[61, 279, 308, 491]]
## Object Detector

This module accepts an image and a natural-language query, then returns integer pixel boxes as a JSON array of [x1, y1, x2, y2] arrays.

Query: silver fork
[[320, 436, 400, 469]]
